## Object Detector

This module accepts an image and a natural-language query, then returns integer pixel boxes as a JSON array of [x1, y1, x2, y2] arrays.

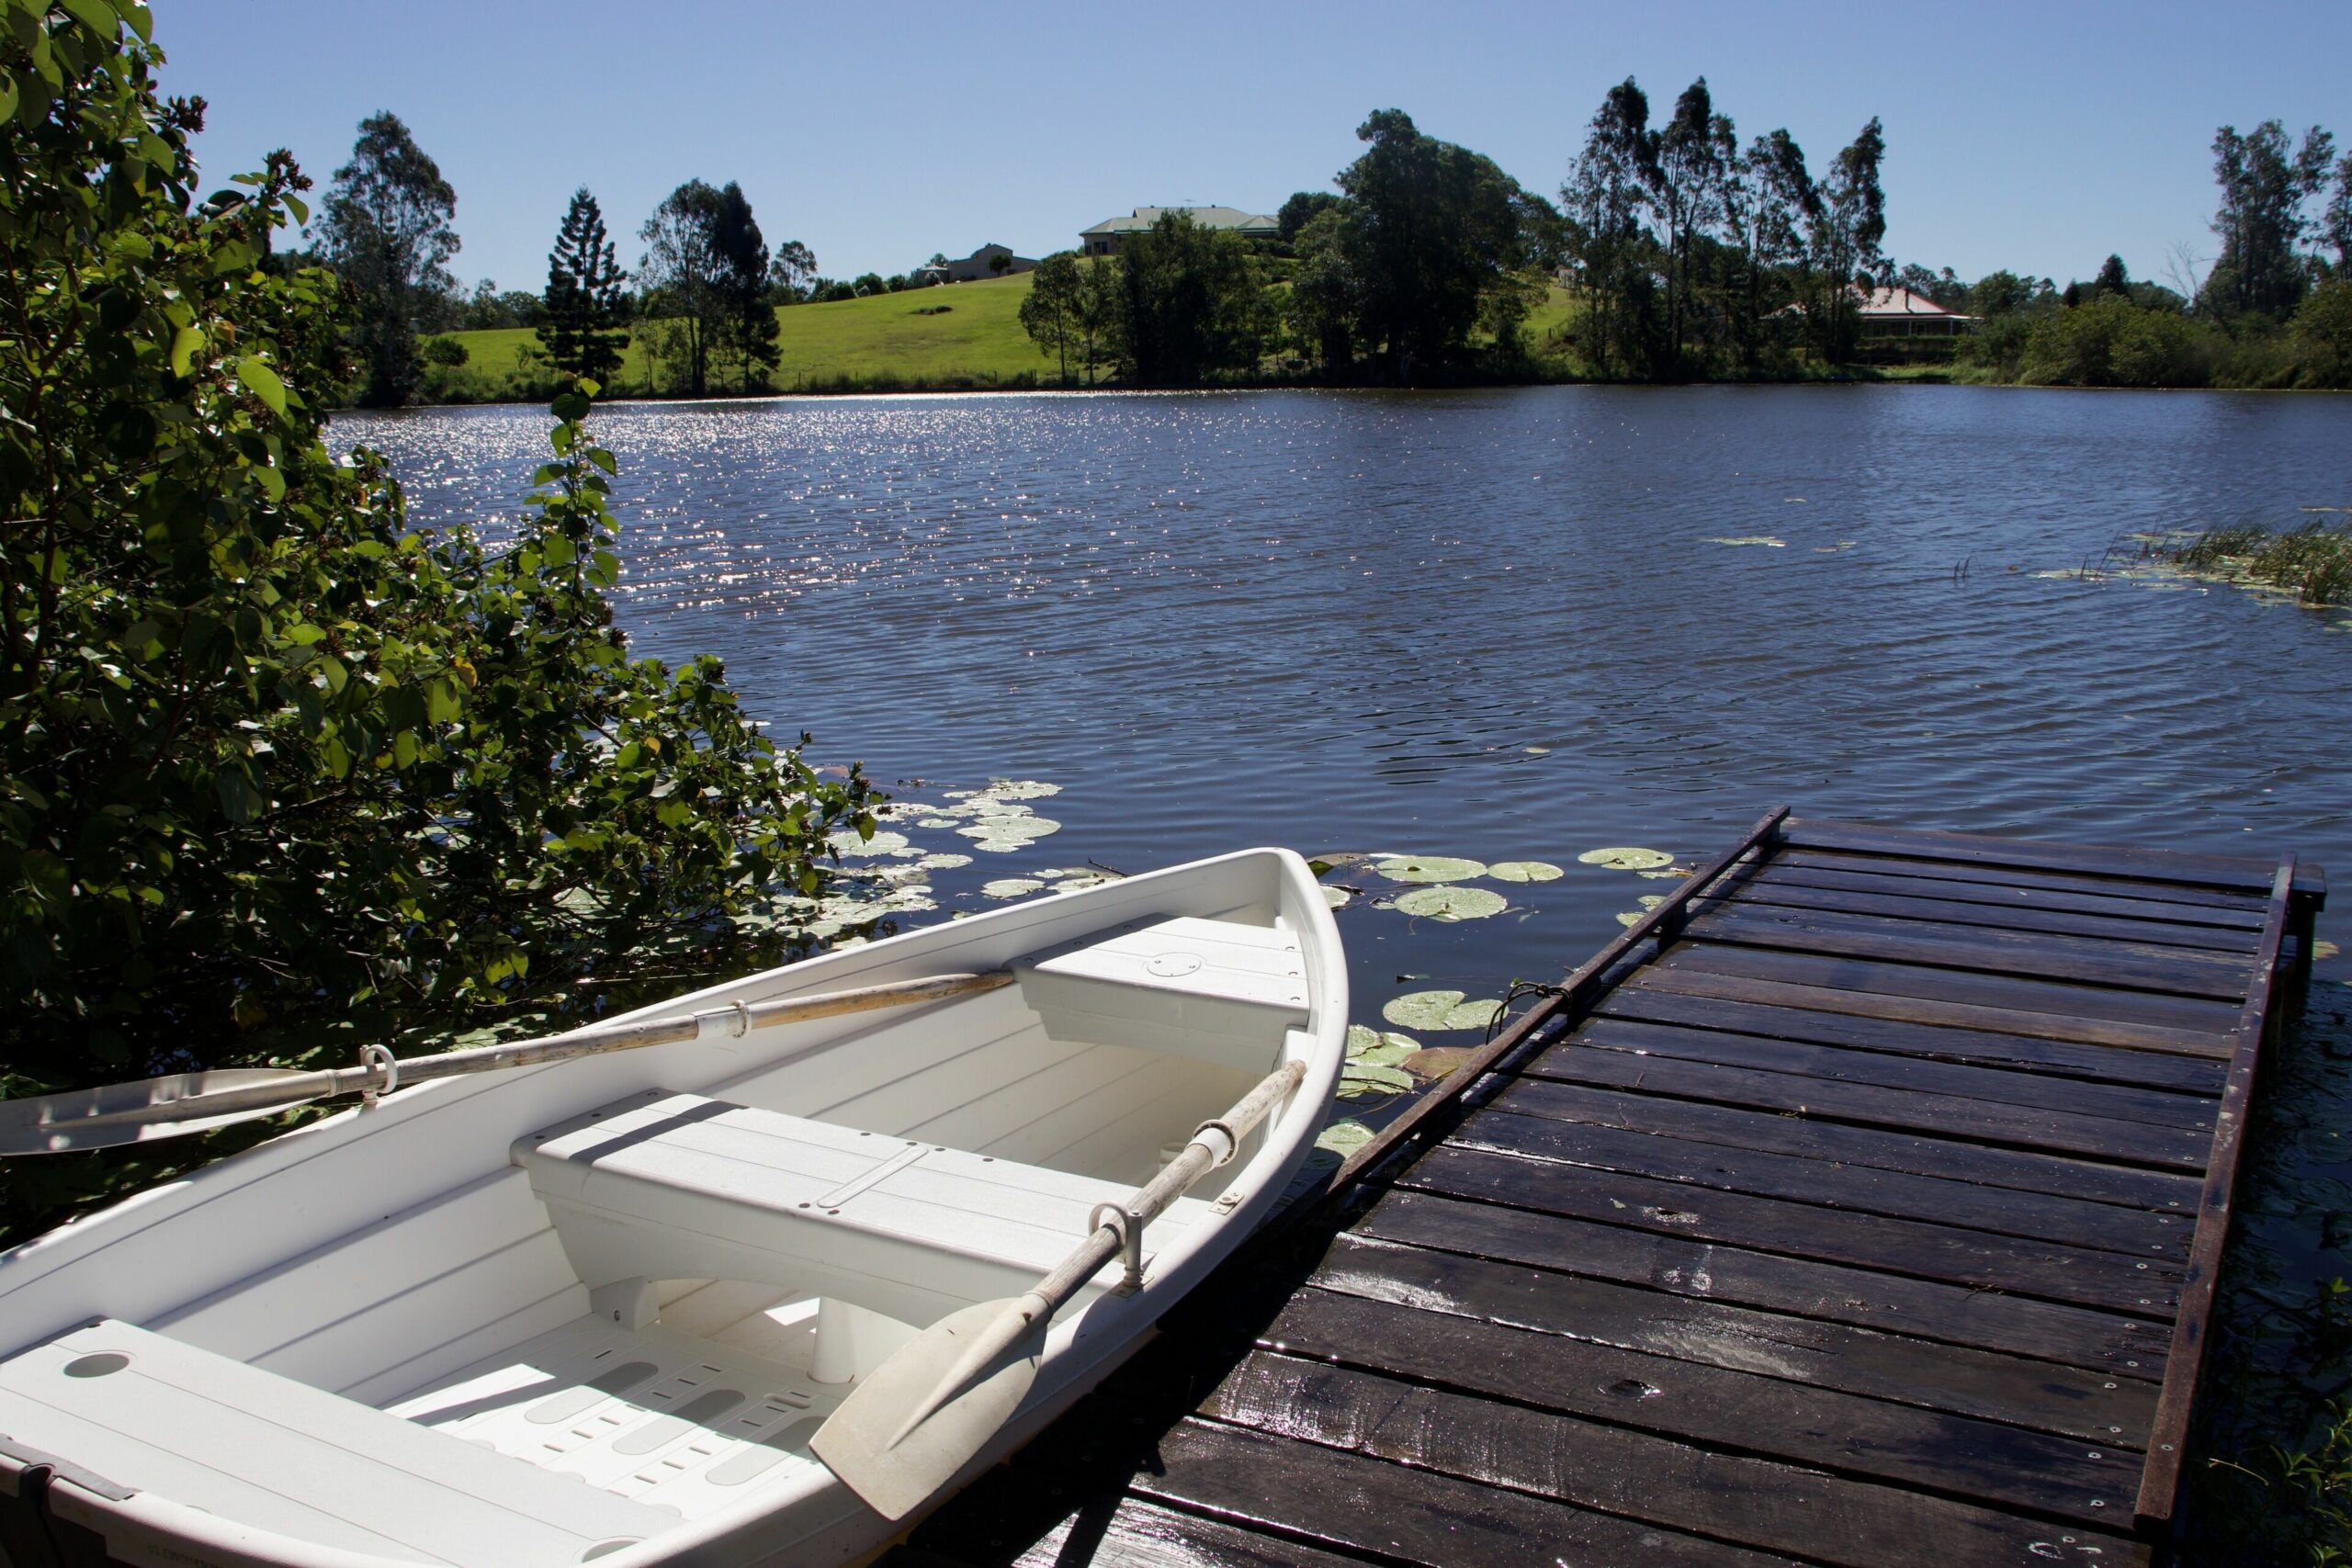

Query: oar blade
[[0, 1069, 311, 1156], [810, 1298, 1041, 1521]]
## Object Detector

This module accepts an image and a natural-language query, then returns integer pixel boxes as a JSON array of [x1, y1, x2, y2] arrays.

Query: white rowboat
[[0, 847, 1347, 1566]]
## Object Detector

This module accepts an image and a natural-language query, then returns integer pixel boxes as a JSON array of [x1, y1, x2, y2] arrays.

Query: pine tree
[[543, 189, 629, 384]]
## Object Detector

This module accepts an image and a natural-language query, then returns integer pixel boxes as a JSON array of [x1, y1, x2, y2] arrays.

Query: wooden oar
[[0, 969, 1013, 1156], [810, 1056, 1307, 1521]]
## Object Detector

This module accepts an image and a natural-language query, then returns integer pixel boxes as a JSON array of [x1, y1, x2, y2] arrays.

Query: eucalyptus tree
[[1565, 80, 1663, 375], [1806, 118, 1888, 359], [1019, 252, 1081, 382], [638, 180, 783, 394], [1111, 211, 1268, 385], [2200, 122, 2335, 318], [1648, 79, 1724, 358], [543, 188, 629, 384], [317, 111, 458, 406]]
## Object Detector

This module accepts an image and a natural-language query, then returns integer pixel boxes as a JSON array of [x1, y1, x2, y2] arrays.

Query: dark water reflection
[[342, 385, 2351, 1554]]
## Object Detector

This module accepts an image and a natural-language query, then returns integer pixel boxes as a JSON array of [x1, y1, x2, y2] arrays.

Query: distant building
[[1079, 206, 1281, 257], [1858, 286, 1971, 337], [918, 244, 1037, 286]]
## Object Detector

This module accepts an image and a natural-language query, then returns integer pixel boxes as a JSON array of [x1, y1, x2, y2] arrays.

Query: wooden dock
[[887, 809, 2325, 1568]]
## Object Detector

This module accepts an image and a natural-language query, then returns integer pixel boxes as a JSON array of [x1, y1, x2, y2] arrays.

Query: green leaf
[[236, 355, 286, 416], [169, 325, 201, 378], [59, 0, 114, 37], [284, 623, 326, 646], [550, 391, 592, 423], [215, 765, 262, 824], [0, 75, 17, 126], [583, 446, 616, 476], [424, 678, 461, 726]]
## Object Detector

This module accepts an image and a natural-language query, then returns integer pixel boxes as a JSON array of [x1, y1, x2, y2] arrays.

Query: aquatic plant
[[2145, 521, 2352, 607]]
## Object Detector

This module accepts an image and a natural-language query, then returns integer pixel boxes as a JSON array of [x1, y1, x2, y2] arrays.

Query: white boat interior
[[0, 852, 1345, 1567]]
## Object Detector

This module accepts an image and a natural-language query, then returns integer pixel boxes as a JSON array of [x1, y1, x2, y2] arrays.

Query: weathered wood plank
[[1257, 1288, 2147, 1524], [1782, 818, 2318, 902], [1358, 1190, 2172, 1378], [1755, 856, 2270, 927], [2137, 860, 2296, 1527], [1711, 875, 2262, 953], [1307, 1231, 2158, 1446], [1649, 943, 2242, 1044], [1407, 1143, 2184, 1314], [1567, 1014, 2219, 1130], [1683, 903, 2254, 1001], [1497, 1077, 2202, 1216], [1207, 1351, 2141, 1567], [1598, 987, 2230, 1094], [1772, 847, 2272, 914], [1528, 1041, 2212, 1170], [1136, 1416, 1795, 1567], [1457, 1105, 2192, 1258]]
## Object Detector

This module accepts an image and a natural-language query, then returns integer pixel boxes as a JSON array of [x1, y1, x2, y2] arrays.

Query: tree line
[[317, 88, 2352, 403]]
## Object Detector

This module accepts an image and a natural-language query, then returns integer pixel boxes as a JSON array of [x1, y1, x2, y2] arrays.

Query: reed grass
[[2145, 520, 2352, 606]]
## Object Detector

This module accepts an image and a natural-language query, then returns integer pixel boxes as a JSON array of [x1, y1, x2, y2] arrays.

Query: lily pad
[[1638, 867, 1691, 880], [1403, 1046, 1477, 1080], [828, 829, 910, 858], [1615, 910, 1645, 927], [1374, 855, 1487, 885], [979, 779, 1061, 802], [956, 815, 1060, 846], [2314, 939, 2341, 961], [964, 834, 1035, 853], [1487, 861, 1564, 883], [1323, 886, 1352, 909], [1339, 1063, 1415, 1100], [980, 878, 1046, 899], [1346, 1026, 1420, 1066], [914, 852, 973, 871], [1578, 846, 1674, 871], [1706, 536, 1786, 547], [1315, 1119, 1375, 1158], [916, 817, 959, 829], [1394, 885, 1508, 921], [1383, 990, 1505, 1032]]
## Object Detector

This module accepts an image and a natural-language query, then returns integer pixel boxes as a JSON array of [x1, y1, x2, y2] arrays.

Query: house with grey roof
[[1079, 207, 1280, 256]]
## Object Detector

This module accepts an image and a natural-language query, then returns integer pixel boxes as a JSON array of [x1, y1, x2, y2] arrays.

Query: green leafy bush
[[2018, 294, 2214, 388], [0, 0, 875, 1241]]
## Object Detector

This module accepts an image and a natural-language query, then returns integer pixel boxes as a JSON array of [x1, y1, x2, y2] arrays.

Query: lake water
[[341, 385, 2352, 1554]]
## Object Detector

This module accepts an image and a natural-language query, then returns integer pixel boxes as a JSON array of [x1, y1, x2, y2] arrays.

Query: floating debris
[[1384, 990, 1505, 1032], [1579, 846, 1675, 871], [1487, 861, 1564, 883], [1707, 536, 1786, 548], [1395, 886, 1508, 921], [1375, 855, 1487, 885]]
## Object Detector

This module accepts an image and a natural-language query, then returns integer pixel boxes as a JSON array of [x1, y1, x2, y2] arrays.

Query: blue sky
[[169, 1, 2347, 297]]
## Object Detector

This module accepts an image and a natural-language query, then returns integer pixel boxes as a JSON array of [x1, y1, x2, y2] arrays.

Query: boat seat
[[1015, 915, 1309, 1069], [515, 1092, 1218, 1329], [0, 1318, 673, 1566]]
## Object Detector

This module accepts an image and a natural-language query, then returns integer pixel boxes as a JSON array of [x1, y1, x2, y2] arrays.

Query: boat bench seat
[[1016, 915, 1310, 1069], [0, 1317, 673, 1566], [515, 1092, 1218, 1328]]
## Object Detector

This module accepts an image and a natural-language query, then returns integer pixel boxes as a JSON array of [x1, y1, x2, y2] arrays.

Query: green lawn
[[422, 275, 1587, 401], [425, 275, 1052, 400]]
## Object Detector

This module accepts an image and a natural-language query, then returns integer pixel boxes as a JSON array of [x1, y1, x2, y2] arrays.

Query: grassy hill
[[422, 274, 1584, 401]]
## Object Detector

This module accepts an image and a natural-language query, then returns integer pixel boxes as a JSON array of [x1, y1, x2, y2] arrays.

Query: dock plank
[[1358, 1190, 2172, 1377], [1306, 1231, 2159, 1444], [1497, 1077, 2202, 1214], [1565, 1015, 2221, 1130], [1528, 1040, 2213, 1168], [1597, 987, 2231, 1093], [1257, 1287, 2146, 1524], [1408, 1142, 2183, 1313], [1753, 855, 2269, 927], [1710, 874, 2262, 952]]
